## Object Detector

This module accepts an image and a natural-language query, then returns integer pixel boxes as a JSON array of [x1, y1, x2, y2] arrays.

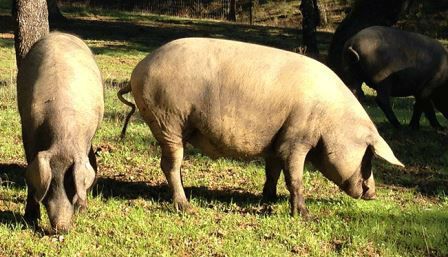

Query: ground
[[0, 4, 448, 257]]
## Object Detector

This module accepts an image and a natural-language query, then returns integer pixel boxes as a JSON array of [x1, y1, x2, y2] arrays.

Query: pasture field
[[1, 6, 448, 257]]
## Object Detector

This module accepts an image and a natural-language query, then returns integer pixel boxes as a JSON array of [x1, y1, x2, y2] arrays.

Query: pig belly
[[186, 128, 273, 160]]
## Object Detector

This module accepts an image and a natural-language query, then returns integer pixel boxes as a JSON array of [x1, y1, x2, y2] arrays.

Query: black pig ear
[[73, 160, 96, 201], [26, 152, 52, 202]]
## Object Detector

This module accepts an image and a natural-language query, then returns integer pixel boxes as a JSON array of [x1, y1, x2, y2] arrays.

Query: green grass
[[1, 8, 448, 257]]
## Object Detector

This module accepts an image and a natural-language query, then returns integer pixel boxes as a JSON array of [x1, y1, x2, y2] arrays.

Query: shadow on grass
[[358, 95, 448, 196], [93, 177, 262, 205], [0, 210, 25, 228], [0, 163, 27, 227], [0, 11, 333, 55], [0, 163, 26, 189], [0, 15, 13, 34]]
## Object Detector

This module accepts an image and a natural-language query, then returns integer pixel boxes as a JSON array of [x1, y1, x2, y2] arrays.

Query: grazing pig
[[17, 32, 104, 232], [342, 26, 448, 129], [119, 38, 404, 217]]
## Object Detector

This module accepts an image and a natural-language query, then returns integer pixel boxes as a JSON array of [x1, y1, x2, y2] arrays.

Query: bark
[[47, 0, 65, 23], [327, 0, 413, 76], [300, 0, 320, 56], [13, 0, 50, 68], [249, 0, 253, 25]]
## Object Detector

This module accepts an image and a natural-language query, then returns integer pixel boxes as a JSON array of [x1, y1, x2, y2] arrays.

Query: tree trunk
[[228, 0, 236, 21], [47, 0, 65, 23], [249, 0, 253, 25], [327, 0, 413, 76], [13, 0, 50, 68], [300, 0, 320, 56]]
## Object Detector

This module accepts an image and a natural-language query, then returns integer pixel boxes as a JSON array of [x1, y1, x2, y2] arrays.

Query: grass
[[1, 6, 448, 257]]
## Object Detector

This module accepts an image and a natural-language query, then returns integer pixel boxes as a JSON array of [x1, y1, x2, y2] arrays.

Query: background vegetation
[[1, 0, 448, 256]]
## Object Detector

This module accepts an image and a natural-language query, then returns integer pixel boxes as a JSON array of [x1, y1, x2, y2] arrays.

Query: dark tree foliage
[[13, 0, 50, 68], [300, 0, 320, 56], [327, 0, 414, 76]]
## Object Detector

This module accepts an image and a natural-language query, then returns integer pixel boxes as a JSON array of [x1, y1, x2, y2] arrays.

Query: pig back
[[17, 33, 104, 148]]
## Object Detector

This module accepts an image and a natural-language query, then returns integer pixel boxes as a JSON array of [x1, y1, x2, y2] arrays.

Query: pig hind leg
[[409, 98, 442, 129], [160, 143, 193, 212], [262, 156, 283, 202]]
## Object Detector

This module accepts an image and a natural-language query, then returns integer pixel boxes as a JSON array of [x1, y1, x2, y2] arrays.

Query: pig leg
[[409, 99, 424, 129], [262, 156, 283, 202], [375, 87, 401, 128], [423, 102, 443, 129], [410, 98, 442, 129], [160, 144, 192, 212], [24, 188, 41, 227], [23, 145, 40, 226], [283, 148, 308, 217]]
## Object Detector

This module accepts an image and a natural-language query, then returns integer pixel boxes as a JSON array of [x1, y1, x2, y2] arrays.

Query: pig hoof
[[291, 207, 309, 219], [174, 201, 196, 214], [299, 207, 310, 219], [261, 193, 278, 203]]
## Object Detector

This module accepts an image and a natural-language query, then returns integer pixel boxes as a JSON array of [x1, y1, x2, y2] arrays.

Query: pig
[[118, 38, 404, 217], [17, 32, 104, 232], [342, 26, 448, 129]]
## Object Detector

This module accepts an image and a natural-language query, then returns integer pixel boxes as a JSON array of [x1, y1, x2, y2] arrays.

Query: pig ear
[[26, 152, 52, 202], [371, 136, 405, 167], [73, 160, 96, 201]]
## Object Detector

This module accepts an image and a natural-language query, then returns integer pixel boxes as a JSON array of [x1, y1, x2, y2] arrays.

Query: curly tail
[[117, 82, 136, 140]]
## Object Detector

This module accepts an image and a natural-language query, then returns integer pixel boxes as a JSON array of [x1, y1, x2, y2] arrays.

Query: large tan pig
[[119, 38, 403, 216]]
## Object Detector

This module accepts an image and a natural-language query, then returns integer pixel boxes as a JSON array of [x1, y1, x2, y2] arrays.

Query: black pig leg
[[375, 88, 401, 128]]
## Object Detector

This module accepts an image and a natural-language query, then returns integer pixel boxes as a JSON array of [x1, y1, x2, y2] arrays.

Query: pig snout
[[46, 198, 74, 233], [340, 173, 376, 200], [361, 175, 376, 200]]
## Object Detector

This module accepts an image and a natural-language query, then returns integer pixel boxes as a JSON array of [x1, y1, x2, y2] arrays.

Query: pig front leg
[[160, 144, 193, 213], [262, 156, 283, 202], [283, 148, 309, 218], [24, 189, 41, 227]]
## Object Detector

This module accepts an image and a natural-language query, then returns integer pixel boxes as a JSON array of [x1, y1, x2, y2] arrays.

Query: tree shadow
[[0, 163, 28, 228], [356, 95, 448, 196], [94, 177, 262, 206], [0, 14, 13, 34], [0, 210, 26, 228], [43, 13, 332, 55], [0, 163, 26, 189]]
